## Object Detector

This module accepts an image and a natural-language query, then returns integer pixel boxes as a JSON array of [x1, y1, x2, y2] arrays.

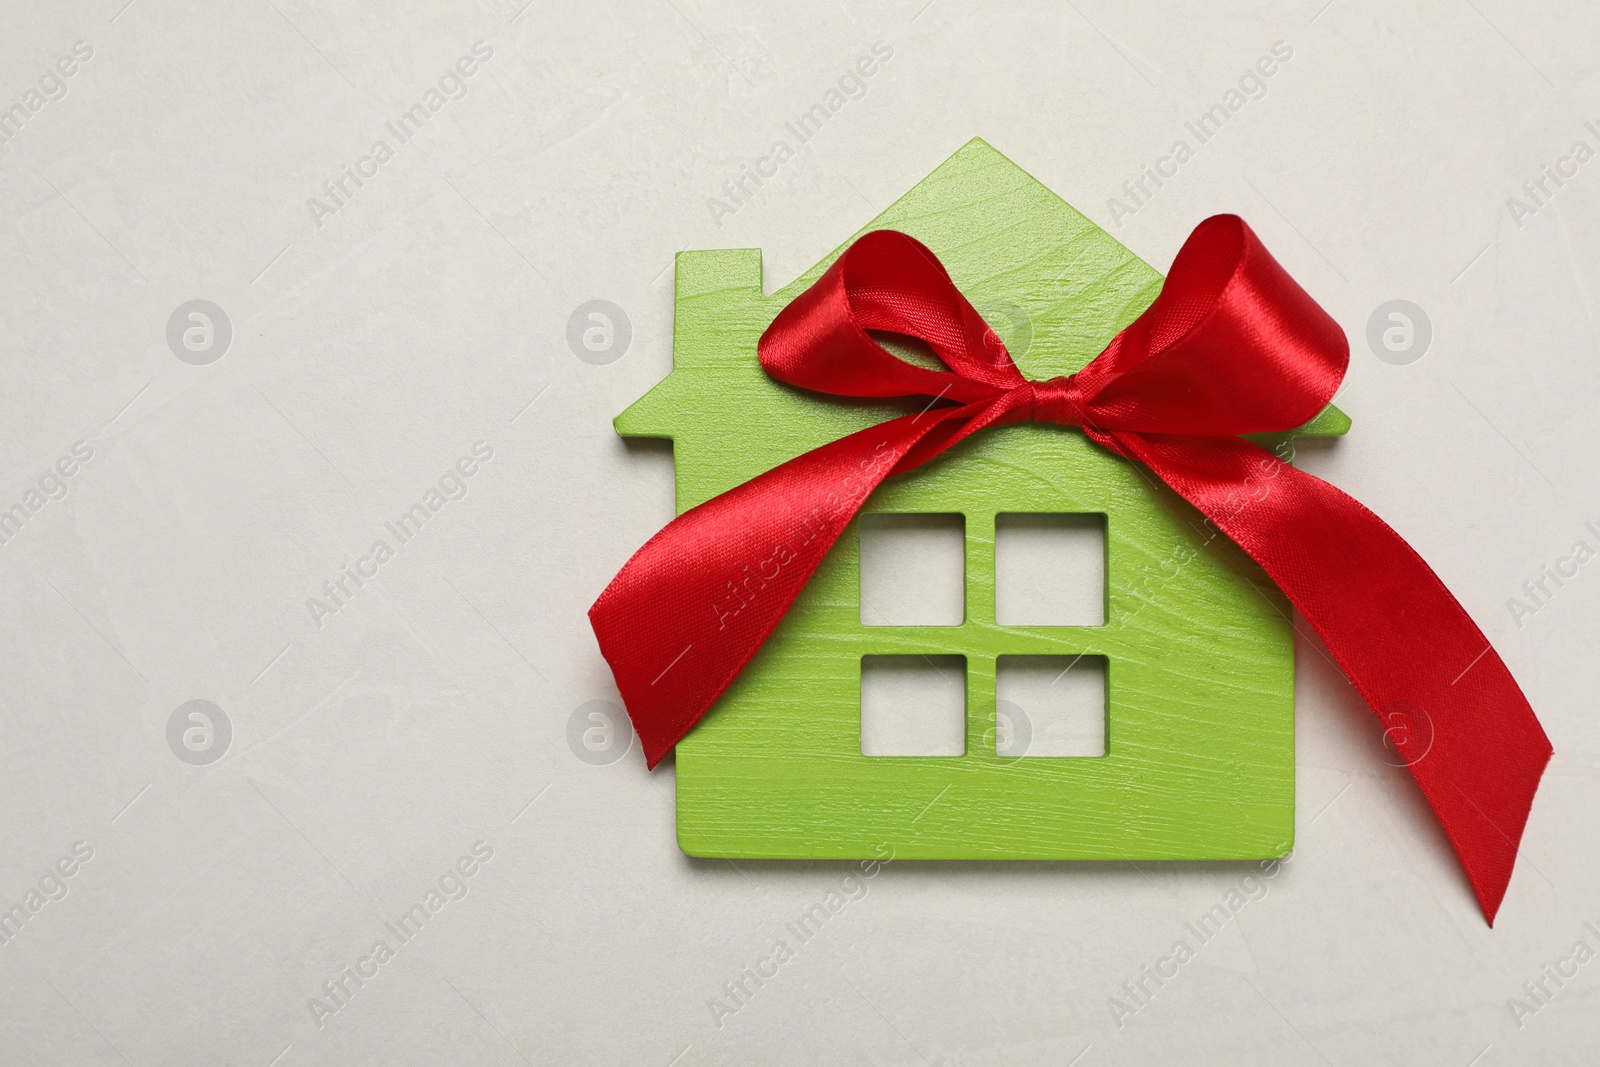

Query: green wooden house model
[[615, 139, 1349, 861]]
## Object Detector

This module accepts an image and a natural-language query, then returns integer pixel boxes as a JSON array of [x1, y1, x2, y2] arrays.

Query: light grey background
[[1, 0, 1597, 1063]]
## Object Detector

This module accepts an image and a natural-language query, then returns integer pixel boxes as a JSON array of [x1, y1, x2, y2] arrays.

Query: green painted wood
[[616, 138, 1348, 860]]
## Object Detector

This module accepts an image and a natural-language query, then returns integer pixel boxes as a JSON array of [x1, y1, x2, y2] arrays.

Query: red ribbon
[[589, 215, 1551, 924]]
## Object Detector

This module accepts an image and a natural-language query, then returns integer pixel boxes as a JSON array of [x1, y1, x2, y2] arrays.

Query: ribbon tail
[[589, 413, 948, 768], [1107, 430, 1552, 924]]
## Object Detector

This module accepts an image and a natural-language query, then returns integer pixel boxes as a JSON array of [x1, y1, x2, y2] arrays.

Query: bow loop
[[760, 230, 1023, 406], [1073, 215, 1350, 436]]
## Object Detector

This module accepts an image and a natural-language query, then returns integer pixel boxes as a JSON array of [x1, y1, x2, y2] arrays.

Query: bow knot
[[1012, 374, 1085, 427]]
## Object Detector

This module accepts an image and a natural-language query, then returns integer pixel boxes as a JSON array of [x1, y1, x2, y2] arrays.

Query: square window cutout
[[861, 655, 966, 756], [860, 513, 964, 626], [995, 513, 1105, 626], [995, 655, 1106, 757]]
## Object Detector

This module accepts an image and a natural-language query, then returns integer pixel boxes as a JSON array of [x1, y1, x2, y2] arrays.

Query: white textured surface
[[995, 513, 1106, 626], [996, 655, 1106, 758], [1, 1, 1597, 1063], [860, 513, 966, 625], [861, 654, 968, 756]]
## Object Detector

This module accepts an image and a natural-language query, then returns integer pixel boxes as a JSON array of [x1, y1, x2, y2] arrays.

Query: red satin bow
[[589, 215, 1551, 924]]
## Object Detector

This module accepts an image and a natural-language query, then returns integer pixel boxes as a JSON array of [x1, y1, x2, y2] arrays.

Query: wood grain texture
[[615, 138, 1349, 861]]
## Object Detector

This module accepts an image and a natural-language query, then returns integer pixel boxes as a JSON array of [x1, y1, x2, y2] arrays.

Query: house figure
[[614, 139, 1348, 861]]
